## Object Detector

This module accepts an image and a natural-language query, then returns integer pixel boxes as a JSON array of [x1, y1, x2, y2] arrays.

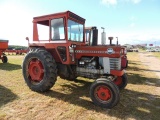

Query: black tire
[[114, 73, 128, 90], [2, 56, 8, 63], [22, 48, 57, 92], [90, 79, 120, 108]]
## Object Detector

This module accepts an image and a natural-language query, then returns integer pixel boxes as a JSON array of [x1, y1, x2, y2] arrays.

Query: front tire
[[113, 73, 128, 90], [90, 79, 120, 108], [22, 48, 57, 92]]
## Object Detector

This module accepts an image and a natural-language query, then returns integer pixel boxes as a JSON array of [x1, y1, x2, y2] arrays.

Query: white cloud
[[131, 0, 141, 4], [124, 0, 142, 4], [101, 0, 117, 5], [100, 0, 142, 6]]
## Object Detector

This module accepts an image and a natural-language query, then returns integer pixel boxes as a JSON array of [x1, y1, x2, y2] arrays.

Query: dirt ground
[[139, 52, 160, 80], [139, 51, 160, 98]]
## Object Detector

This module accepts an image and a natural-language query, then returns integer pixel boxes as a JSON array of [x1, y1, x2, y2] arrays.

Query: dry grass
[[151, 52, 160, 59], [0, 54, 160, 120]]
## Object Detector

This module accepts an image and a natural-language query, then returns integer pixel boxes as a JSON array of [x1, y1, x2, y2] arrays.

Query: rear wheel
[[90, 79, 120, 108], [113, 73, 128, 90], [22, 48, 57, 92], [2, 55, 8, 63]]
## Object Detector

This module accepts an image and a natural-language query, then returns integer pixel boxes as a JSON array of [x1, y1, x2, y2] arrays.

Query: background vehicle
[[5, 49, 28, 55], [154, 48, 160, 52], [22, 11, 128, 108], [0, 40, 8, 63], [146, 49, 155, 52]]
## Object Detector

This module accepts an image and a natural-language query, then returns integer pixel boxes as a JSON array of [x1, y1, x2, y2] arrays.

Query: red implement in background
[[0, 40, 8, 63]]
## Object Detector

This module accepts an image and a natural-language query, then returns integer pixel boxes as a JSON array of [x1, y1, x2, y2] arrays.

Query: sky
[[0, 0, 160, 46]]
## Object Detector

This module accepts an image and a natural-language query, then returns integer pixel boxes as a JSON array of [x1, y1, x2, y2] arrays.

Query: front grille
[[110, 58, 121, 70]]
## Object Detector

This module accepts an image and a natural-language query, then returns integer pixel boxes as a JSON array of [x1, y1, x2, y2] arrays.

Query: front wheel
[[2, 55, 8, 63], [90, 79, 120, 108], [22, 48, 57, 92], [113, 73, 128, 90]]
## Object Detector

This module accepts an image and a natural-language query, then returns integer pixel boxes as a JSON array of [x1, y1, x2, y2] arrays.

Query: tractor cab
[[28, 11, 86, 64], [31, 11, 86, 45]]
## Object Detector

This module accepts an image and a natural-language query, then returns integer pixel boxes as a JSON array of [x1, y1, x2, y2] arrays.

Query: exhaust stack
[[92, 27, 98, 46], [101, 27, 106, 45], [116, 37, 118, 45]]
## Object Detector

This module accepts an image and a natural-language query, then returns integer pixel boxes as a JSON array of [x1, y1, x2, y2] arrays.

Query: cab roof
[[33, 11, 85, 24]]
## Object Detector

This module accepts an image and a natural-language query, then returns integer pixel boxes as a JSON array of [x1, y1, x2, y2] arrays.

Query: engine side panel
[[102, 57, 110, 74]]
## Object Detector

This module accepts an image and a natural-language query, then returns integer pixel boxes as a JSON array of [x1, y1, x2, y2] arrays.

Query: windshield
[[68, 19, 84, 42]]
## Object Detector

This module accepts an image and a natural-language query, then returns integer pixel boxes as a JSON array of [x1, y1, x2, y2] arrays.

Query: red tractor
[[22, 11, 128, 108], [0, 40, 8, 63]]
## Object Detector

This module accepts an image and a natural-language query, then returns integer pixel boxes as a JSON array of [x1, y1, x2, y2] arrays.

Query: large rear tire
[[22, 48, 57, 92], [113, 73, 128, 90], [90, 78, 120, 108]]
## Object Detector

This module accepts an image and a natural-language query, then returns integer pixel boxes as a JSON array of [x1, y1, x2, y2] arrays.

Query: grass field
[[151, 52, 160, 59], [0, 53, 160, 120]]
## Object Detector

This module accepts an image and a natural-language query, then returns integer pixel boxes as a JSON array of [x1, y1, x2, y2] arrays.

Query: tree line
[[8, 45, 28, 50]]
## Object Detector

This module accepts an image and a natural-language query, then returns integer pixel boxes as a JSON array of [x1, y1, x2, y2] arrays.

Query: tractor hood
[[75, 45, 122, 59]]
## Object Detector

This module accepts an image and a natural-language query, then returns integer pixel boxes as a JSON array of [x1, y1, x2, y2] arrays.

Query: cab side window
[[51, 18, 65, 40]]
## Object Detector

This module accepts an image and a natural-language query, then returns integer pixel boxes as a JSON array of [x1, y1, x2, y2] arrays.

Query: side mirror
[[25, 37, 29, 41]]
